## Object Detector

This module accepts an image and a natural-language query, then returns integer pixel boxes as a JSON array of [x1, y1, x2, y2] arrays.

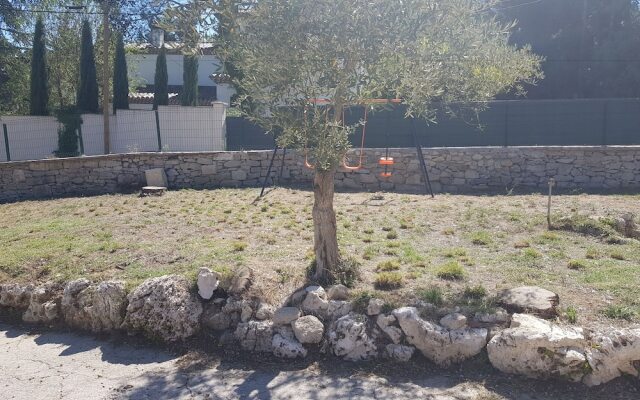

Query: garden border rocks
[[1, 278, 639, 388]]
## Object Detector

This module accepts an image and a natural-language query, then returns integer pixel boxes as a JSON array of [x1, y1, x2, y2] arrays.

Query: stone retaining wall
[[1, 146, 639, 202]]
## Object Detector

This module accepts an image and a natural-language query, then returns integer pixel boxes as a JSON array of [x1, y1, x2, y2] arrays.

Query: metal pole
[[260, 146, 279, 197], [155, 109, 162, 151], [2, 123, 10, 162], [278, 147, 287, 182], [411, 119, 434, 198], [101, 2, 111, 154], [77, 123, 85, 155], [547, 178, 555, 230]]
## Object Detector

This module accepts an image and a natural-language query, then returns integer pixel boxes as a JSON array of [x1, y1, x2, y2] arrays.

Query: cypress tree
[[181, 54, 198, 106], [30, 17, 49, 116], [77, 20, 99, 113], [112, 33, 129, 113], [153, 47, 169, 110]]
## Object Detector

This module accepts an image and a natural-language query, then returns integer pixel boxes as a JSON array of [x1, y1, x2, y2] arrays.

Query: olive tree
[[228, 0, 542, 282]]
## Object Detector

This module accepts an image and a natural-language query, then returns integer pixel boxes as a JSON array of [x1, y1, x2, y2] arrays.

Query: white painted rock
[[393, 307, 487, 367], [62, 279, 127, 333], [440, 313, 467, 330], [301, 286, 329, 318], [292, 315, 324, 344], [328, 313, 378, 361], [22, 283, 61, 324], [234, 320, 273, 352], [498, 286, 559, 318], [584, 328, 640, 386], [122, 275, 203, 342], [367, 298, 385, 316], [272, 332, 308, 359], [196, 268, 220, 300], [376, 314, 403, 344], [273, 307, 301, 325], [487, 314, 587, 382], [385, 344, 415, 362], [0, 283, 34, 310], [327, 284, 350, 301]]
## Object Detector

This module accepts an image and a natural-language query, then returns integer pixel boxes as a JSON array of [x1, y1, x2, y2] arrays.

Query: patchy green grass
[[374, 272, 403, 290], [416, 286, 444, 306], [375, 259, 401, 272], [2, 188, 639, 324], [435, 261, 466, 280]]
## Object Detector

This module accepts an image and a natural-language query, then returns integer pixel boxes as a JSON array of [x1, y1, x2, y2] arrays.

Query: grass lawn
[[1, 188, 639, 327]]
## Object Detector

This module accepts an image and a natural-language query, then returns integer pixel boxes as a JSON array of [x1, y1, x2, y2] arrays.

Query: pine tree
[[153, 47, 169, 110], [77, 20, 99, 113], [112, 33, 129, 113], [181, 54, 198, 106], [30, 17, 49, 116]]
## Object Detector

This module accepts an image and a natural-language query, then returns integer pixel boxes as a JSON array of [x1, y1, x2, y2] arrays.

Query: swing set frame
[[259, 99, 434, 198]]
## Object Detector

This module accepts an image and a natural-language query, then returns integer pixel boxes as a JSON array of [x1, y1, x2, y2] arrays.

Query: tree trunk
[[312, 168, 339, 282]]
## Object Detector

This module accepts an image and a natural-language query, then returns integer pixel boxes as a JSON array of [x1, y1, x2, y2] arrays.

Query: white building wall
[[127, 54, 235, 104], [0, 104, 227, 162]]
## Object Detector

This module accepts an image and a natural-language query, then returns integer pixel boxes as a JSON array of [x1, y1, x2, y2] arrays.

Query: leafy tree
[[153, 47, 169, 110], [54, 106, 81, 158], [77, 20, 100, 113], [229, 0, 541, 282], [181, 54, 198, 106], [30, 17, 49, 116], [0, 0, 33, 114], [112, 32, 129, 112]]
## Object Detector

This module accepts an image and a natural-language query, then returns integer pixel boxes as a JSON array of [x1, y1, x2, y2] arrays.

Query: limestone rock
[[584, 328, 640, 386], [487, 314, 587, 382], [440, 313, 467, 330], [367, 298, 385, 316], [327, 300, 352, 320], [327, 284, 349, 301], [273, 307, 301, 325], [122, 275, 203, 342], [255, 302, 275, 320], [393, 307, 487, 367], [0, 283, 34, 310], [498, 286, 559, 318], [201, 303, 230, 331], [197, 268, 220, 300], [272, 332, 308, 359], [474, 308, 510, 325], [385, 344, 415, 362], [234, 320, 273, 352], [292, 315, 324, 344], [327, 313, 378, 361], [376, 314, 403, 344], [228, 267, 253, 296], [22, 283, 61, 324], [62, 280, 127, 333], [301, 286, 329, 318]]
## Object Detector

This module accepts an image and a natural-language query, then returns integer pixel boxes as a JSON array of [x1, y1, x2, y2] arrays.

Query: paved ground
[[1, 323, 638, 400]]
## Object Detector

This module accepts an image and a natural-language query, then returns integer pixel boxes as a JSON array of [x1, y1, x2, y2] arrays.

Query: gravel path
[[2, 322, 638, 400]]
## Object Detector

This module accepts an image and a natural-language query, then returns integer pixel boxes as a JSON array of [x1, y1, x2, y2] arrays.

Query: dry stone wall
[[1, 146, 639, 203]]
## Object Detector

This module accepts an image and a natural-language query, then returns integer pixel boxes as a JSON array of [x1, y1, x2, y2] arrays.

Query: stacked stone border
[[1, 273, 639, 388], [2, 146, 640, 203]]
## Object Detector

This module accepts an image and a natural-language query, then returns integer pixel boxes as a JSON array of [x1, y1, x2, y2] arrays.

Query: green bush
[[417, 286, 444, 306], [374, 272, 403, 290], [435, 261, 466, 280], [376, 259, 400, 272]]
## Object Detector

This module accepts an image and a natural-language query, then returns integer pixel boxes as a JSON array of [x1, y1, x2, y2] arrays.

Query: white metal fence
[[0, 103, 226, 162]]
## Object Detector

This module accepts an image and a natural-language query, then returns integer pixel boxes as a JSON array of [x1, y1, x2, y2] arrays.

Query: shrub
[[374, 272, 403, 290], [443, 247, 467, 258], [376, 259, 400, 272], [351, 290, 374, 313], [522, 248, 542, 259], [603, 305, 636, 321], [54, 107, 81, 157], [610, 251, 626, 260], [435, 261, 466, 280], [232, 241, 247, 252], [585, 247, 599, 259], [567, 259, 588, 270], [417, 286, 444, 306], [332, 257, 361, 288], [386, 230, 398, 240], [565, 306, 578, 324], [470, 231, 492, 245], [463, 284, 487, 299]]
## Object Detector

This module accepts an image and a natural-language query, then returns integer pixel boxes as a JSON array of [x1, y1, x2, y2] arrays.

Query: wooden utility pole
[[102, 1, 111, 154]]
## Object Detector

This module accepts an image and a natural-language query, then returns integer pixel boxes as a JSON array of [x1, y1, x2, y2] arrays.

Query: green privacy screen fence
[[226, 98, 640, 151]]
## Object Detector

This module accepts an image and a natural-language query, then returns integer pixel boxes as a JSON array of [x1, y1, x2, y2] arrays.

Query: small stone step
[[140, 186, 167, 196]]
